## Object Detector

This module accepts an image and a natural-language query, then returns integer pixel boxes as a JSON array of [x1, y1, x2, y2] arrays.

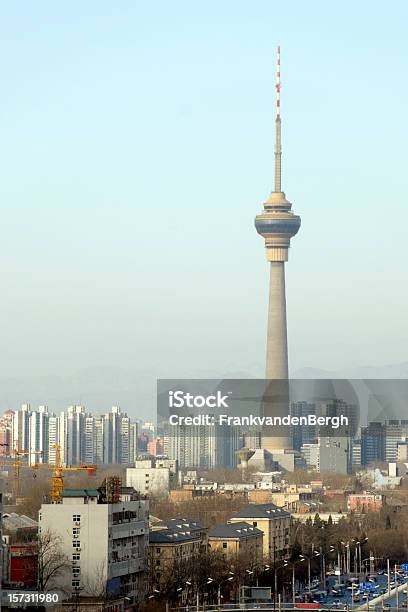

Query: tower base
[[239, 448, 298, 472]]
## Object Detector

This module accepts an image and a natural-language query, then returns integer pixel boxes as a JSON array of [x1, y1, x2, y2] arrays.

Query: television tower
[[255, 47, 301, 453]]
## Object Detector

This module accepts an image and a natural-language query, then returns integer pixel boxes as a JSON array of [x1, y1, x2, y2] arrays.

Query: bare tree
[[37, 528, 70, 592]]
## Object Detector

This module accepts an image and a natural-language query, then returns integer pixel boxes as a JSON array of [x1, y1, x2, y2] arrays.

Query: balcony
[[108, 556, 146, 578], [111, 520, 146, 537]]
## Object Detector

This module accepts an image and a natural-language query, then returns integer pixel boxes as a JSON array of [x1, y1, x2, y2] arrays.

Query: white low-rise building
[[127, 458, 178, 497], [39, 486, 149, 604], [126, 467, 170, 497]]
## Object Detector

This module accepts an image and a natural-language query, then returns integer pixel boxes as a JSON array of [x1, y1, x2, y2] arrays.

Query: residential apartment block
[[229, 503, 291, 561], [39, 486, 149, 603], [208, 522, 263, 563]]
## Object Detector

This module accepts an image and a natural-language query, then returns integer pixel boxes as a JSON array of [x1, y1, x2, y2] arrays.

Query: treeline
[[150, 494, 249, 527], [292, 509, 408, 566]]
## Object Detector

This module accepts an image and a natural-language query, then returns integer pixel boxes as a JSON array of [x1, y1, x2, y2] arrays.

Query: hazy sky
[[1, 1, 407, 416]]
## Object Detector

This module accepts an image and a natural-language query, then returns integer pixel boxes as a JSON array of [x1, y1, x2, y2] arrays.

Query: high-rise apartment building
[[359, 420, 408, 466], [352, 439, 362, 468], [300, 443, 319, 469], [300, 437, 350, 474], [318, 436, 350, 475], [317, 399, 358, 439], [167, 423, 210, 469], [48, 414, 59, 465], [167, 421, 241, 470], [397, 441, 408, 462], [103, 406, 131, 465], [291, 399, 357, 452], [383, 420, 408, 462], [83, 414, 95, 465], [103, 406, 120, 464], [59, 405, 86, 467], [28, 405, 49, 465], [129, 422, 139, 464], [119, 414, 131, 465], [0, 409, 14, 455], [291, 402, 317, 450], [93, 415, 105, 465], [361, 422, 384, 466], [12, 404, 31, 452]]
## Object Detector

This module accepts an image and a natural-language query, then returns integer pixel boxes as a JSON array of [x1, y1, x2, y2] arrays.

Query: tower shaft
[[266, 262, 288, 379], [263, 262, 291, 452]]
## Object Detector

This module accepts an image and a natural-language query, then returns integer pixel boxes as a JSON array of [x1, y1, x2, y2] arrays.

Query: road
[[306, 572, 408, 610]]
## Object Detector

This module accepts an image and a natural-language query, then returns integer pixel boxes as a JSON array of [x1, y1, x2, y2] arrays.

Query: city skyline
[[0, 403, 142, 467], [3, 390, 408, 472]]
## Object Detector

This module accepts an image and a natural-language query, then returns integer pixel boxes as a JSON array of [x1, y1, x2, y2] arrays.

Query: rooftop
[[149, 528, 201, 544], [209, 521, 264, 540], [230, 503, 291, 520], [155, 517, 207, 531], [61, 489, 100, 498], [3, 512, 38, 531]]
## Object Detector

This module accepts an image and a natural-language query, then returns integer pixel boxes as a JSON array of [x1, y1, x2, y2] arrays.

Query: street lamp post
[[351, 537, 368, 575], [314, 548, 327, 593], [176, 581, 192, 607], [207, 573, 234, 612], [395, 563, 400, 611], [273, 561, 288, 607], [238, 571, 255, 607], [300, 550, 321, 593], [340, 541, 350, 575], [284, 558, 305, 606]]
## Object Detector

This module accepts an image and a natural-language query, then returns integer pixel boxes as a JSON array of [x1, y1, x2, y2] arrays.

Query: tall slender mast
[[275, 45, 282, 193]]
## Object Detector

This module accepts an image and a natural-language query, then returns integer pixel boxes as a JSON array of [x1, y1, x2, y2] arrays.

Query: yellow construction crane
[[32, 444, 97, 503]]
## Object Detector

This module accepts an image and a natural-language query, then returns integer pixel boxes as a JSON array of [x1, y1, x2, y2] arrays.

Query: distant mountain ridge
[[293, 363, 408, 379], [0, 361, 407, 420]]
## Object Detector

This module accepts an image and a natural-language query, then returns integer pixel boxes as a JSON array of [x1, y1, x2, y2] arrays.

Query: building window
[[222, 542, 227, 549], [72, 514, 81, 522], [72, 554, 80, 561], [72, 567, 80, 576], [72, 580, 80, 588], [253, 522, 257, 527], [73, 528, 80, 535], [73, 541, 81, 549]]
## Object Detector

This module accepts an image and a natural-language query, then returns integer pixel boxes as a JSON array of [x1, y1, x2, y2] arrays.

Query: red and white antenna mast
[[274, 45, 282, 193]]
